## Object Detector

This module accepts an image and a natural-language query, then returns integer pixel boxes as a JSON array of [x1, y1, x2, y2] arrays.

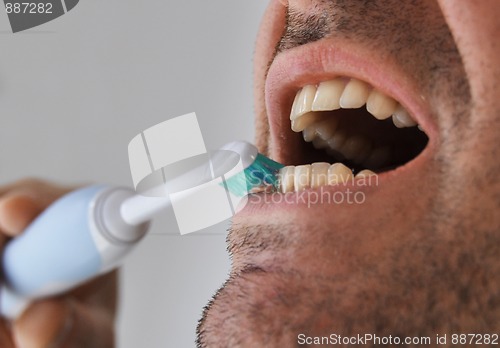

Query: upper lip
[[264, 36, 438, 166]]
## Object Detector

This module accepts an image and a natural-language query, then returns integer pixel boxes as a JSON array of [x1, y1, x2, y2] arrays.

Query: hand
[[0, 179, 117, 348]]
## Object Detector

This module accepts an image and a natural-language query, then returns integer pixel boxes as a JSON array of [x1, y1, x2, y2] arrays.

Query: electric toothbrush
[[0, 141, 283, 320]]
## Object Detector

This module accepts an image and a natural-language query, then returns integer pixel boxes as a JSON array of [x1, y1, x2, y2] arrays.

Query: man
[[197, 0, 500, 346], [1, 0, 499, 347]]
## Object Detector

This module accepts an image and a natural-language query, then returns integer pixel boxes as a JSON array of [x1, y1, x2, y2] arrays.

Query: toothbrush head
[[221, 141, 284, 197]]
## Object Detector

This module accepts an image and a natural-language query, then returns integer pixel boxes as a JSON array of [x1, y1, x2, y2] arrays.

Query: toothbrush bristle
[[224, 153, 284, 197]]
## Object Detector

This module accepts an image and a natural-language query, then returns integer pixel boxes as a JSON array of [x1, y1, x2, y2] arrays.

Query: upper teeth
[[290, 77, 420, 168]]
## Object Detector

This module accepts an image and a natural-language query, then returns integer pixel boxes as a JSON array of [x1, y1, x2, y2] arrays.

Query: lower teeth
[[278, 163, 376, 193]]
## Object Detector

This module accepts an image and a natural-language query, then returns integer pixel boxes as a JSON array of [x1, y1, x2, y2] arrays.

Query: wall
[[0, 1, 268, 347]]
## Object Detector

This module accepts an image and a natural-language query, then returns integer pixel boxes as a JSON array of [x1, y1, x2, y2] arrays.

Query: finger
[[0, 179, 72, 207], [0, 319, 15, 348], [71, 271, 118, 314], [0, 178, 44, 197], [0, 193, 43, 237], [12, 299, 66, 348], [13, 298, 115, 348]]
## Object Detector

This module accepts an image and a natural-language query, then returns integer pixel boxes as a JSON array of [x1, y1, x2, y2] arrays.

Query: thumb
[[13, 298, 115, 348], [0, 193, 43, 237]]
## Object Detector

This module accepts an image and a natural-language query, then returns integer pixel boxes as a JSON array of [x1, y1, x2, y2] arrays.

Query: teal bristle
[[224, 153, 284, 197]]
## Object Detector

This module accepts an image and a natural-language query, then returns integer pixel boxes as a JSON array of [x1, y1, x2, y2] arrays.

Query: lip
[[264, 36, 439, 168]]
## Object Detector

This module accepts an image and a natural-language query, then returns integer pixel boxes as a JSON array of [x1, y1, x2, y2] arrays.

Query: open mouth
[[276, 77, 429, 193], [262, 40, 436, 194]]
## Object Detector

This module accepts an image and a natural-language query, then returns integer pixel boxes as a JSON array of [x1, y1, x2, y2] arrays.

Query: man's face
[[198, 1, 500, 346]]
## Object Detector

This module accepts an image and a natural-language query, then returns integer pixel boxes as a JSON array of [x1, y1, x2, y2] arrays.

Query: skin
[[2, 1, 499, 347], [196, 0, 500, 347], [0, 180, 116, 348]]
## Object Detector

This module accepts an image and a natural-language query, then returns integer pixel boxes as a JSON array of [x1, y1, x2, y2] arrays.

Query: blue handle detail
[[2, 185, 106, 298]]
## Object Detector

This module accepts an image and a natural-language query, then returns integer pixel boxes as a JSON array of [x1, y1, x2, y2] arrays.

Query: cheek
[[437, 0, 500, 107], [436, 1, 500, 204]]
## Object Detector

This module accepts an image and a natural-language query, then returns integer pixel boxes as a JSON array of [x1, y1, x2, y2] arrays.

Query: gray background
[[0, 1, 267, 347]]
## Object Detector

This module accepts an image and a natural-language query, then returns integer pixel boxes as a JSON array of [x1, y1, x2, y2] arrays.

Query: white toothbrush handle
[[0, 185, 149, 320]]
